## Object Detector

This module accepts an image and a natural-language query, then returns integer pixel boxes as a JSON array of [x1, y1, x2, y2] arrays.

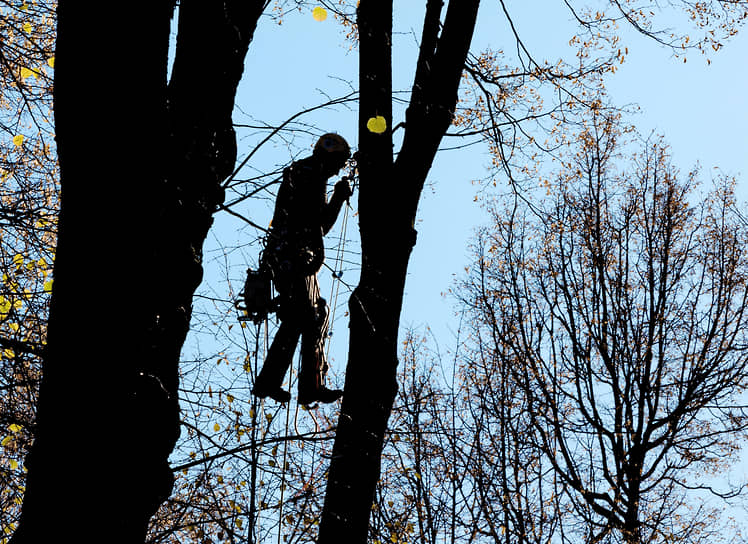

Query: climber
[[252, 133, 353, 405]]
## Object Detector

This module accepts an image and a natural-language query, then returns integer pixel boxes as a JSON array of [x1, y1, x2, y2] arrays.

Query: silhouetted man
[[252, 133, 352, 405]]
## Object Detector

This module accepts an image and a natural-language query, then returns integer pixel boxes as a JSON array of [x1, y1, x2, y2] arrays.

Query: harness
[[236, 159, 357, 325]]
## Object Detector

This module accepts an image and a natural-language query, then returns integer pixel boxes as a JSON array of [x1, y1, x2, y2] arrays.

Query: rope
[[277, 374, 291, 544], [325, 200, 350, 362]]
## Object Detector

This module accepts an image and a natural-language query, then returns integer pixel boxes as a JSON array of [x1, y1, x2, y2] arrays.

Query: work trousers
[[256, 271, 330, 393]]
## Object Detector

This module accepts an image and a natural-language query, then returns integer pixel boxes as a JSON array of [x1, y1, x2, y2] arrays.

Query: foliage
[[0, 0, 56, 539]]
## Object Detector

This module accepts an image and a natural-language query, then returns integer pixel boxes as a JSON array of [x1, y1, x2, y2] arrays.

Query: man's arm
[[321, 178, 352, 235]]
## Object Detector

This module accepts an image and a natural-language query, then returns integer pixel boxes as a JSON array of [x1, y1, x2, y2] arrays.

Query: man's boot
[[297, 350, 341, 406], [252, 380, 291, 403], [297, 378, 343, 406]]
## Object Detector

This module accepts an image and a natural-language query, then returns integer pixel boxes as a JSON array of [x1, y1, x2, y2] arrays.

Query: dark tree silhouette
[[12, 2, 265, 542], [319, 1, 481, 541]]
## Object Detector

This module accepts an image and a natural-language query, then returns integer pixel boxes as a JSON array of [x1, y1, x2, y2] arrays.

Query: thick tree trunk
[[319, 1, 480, 541], [318, 2, 398, 540], [12, 2, 263, 542]]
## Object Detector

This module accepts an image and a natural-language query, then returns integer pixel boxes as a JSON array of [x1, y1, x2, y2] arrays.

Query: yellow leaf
[[23, 22, 32, 33], [213, 423, 220, 432], [1, 436, 11, 446], [226, 394, 234, 403], [366, 115, 387, 134], [312, 6, 328, 21], [47, 57, 55, 68], [20, 3, 28, 10], [8, 424, 21, 433], [2, 349, 14, 359], [43, 279, 54, 293], [12, 134, 24, 147], [20, 67, 34, 79], [9, 460, 18, 470], [8, 323, 19, 333]]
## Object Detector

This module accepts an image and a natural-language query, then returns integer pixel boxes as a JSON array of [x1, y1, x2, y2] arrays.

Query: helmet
[[314, 133, 350, 158]]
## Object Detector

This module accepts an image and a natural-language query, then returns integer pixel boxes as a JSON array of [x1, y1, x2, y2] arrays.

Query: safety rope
[[325, 200, 350, 362], [277, 372, 291, 544]]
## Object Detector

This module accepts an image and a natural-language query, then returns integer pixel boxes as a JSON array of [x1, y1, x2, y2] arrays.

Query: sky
[[194, 1, 748, 390]]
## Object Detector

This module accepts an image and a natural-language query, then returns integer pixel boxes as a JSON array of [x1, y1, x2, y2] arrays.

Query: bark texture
[[12, 2, 264, 542]]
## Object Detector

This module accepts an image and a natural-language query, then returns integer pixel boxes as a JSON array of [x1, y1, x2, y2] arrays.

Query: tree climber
[[252, 133, 353, 405]]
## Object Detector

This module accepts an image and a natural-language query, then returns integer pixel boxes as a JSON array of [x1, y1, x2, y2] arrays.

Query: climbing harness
[[237, 156, 358, 327]]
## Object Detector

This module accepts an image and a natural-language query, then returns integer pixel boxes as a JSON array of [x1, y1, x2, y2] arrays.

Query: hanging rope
[[325, 201, 350, 362], [277, 375, 292, 544]]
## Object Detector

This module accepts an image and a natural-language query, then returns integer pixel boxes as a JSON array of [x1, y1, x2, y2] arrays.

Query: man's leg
[[298, 274, 343, 405], [252, 270, 304, 403], [253, 319, 300, 403]]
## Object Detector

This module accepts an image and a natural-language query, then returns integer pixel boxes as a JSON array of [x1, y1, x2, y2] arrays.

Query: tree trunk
[[318, 2, 399, 540], [319, 1, 480, 541], [12, 2, 263, 542]]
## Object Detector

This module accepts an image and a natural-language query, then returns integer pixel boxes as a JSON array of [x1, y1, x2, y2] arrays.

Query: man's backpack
[[237, 264, 273, 324]]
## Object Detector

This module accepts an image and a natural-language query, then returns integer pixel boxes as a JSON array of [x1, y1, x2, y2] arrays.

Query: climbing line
[[277, 367, 292, 544], [325, 200, 351, 362]]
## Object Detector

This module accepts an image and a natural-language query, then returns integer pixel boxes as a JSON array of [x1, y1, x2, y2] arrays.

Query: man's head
[[313, 133, 350, 176]]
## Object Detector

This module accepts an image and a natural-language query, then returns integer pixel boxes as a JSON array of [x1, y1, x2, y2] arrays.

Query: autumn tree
[[317, 2, 480, 540], [0, 1, 57, 538], [461, 111, 748, 543]]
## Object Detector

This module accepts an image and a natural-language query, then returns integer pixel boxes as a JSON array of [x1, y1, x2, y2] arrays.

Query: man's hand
[[334, 177, 353, 201]]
